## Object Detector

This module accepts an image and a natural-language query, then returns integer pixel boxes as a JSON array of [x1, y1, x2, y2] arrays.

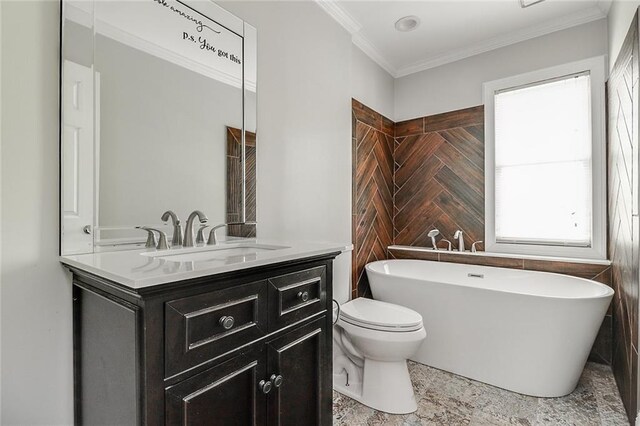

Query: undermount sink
[[142, 243, 290, 263]]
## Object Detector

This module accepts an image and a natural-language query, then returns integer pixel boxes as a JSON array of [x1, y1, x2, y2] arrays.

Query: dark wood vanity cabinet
[[70, 253, 337, 426]]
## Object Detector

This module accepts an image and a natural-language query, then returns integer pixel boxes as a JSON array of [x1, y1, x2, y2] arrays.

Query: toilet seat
[[340, 298, 423, 332]]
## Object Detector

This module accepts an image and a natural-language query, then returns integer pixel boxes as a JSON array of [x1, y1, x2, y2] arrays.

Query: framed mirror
[[60, 0, 256, 255]]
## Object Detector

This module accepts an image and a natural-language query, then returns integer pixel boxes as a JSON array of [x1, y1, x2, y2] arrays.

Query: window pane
[[494, 73, 592, 246]]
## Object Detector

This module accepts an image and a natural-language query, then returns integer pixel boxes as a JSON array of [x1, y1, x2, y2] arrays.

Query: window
[[484, 57, 606, 259]]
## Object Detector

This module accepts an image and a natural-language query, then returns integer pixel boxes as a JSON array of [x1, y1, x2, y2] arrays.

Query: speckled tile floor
[[333, 361, 629, 426]]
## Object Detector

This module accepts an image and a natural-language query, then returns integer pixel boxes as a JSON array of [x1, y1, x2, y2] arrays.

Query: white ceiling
[[316, 0, 611, 77]]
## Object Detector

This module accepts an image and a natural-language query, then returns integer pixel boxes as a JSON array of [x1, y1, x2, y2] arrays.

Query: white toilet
[[333, 297, 426, 414]]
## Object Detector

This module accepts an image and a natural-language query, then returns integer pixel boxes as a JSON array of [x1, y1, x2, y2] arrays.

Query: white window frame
[[483, 56, 606, 260]]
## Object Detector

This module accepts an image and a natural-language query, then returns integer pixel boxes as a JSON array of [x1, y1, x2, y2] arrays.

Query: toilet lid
[[340, 298, 423, 332]]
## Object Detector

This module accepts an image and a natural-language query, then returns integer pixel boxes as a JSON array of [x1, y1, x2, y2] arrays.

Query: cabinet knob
[[219, 316, 235, 330], [270, 374, 283, 388], [258, 379, 272, 394], [297, 291, 309, 302]]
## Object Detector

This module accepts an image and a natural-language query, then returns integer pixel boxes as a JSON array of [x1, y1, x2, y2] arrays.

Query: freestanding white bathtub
[[365, 259, 614, 397]]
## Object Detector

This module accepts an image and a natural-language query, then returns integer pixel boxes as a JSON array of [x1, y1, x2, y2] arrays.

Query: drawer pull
[[270, 374, 283, 388], [218, 316, 235, 330], [258, 379, 272, 394], [297, 291, 309, 302]]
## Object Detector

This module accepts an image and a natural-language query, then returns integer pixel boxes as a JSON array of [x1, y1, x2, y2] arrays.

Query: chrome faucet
[[207, 222, 257, 246], [136, 226, 170, 250], [183, 210, 208, 247], [427, 229, 440, 250], [453, 230, 465, 252], [161, 210, 183, 247], [471, 241, 483, 253]]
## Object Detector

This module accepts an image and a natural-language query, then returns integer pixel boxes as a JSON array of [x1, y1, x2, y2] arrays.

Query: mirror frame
[[59, 0, 256, 255]]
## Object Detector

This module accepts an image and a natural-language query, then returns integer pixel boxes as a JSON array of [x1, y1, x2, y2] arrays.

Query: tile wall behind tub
[[394, 106, 485, 248], [607, 10, 640, 423]]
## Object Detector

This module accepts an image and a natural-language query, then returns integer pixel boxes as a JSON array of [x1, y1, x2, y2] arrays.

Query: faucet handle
[[471, 241, 483, 253], [196, 224, 210, 245], [136, 226, 170, 250], [136, 226, 158, 248], [207, 224, 228, 246], [441, 239, 452, 251]]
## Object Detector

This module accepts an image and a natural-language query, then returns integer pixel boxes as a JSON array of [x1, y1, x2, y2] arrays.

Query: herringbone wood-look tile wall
[[608, 11, 640, 422], [394, 106, 485, 249], [351, 102, 486, 297], [352, 100, 395, 299]]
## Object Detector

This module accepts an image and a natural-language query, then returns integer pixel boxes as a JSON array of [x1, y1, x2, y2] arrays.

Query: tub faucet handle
[[471, 241, 483, 253], [441, 239, 452, 251]]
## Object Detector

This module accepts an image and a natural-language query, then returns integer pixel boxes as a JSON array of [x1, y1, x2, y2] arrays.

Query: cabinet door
[[165, 347, 268, 426], [266, 318, 331, 426]]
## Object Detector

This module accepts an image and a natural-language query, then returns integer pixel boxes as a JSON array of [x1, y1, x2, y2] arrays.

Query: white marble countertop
[[60, 239, 352, 289]]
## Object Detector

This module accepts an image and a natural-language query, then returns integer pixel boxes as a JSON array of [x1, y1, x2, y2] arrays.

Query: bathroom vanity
[[63, 243, 342, 425], [58, 0, 348, 423]]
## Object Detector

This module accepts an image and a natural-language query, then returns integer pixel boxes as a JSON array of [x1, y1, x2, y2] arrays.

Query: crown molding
[[352, 33, 397, 76], [314, 0, 399, 76], [314, 0, 362, 34], [395, 6, 607, 77]]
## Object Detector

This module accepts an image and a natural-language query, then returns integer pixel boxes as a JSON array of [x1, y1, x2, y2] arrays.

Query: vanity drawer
[[165, 280, 268, 378], [268, 266, 326, 331]]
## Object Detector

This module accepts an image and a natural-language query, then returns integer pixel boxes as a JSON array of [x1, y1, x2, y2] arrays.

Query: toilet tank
[[332, 254, 351, 304]]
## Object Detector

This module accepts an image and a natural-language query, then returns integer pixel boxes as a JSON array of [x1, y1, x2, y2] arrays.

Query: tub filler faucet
[[453, 230, 465, 252]]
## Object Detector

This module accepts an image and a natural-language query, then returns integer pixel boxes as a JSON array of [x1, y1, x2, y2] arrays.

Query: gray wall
[[1, 1, 74, 423], [350, 44, 395, 120], [608, 0, 640, 72], [394, 18, 608, 120]]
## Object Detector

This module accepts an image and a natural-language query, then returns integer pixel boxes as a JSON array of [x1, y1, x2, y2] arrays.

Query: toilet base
[[334, 358, 417, 415]]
